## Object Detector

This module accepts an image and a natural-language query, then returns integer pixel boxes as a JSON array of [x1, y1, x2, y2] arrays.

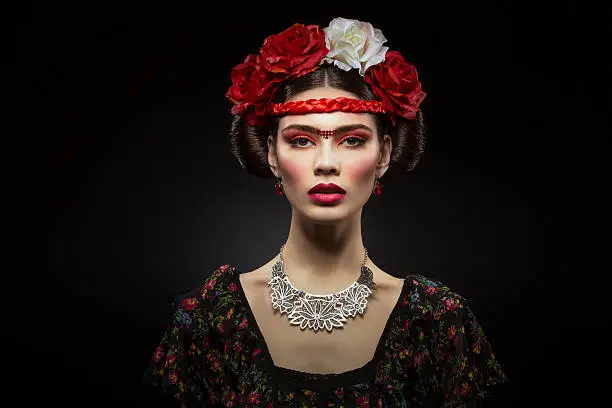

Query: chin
[[298, 205, 358, 225]]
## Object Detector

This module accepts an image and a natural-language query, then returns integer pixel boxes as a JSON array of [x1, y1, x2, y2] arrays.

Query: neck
[[281, 208, 367, 292]]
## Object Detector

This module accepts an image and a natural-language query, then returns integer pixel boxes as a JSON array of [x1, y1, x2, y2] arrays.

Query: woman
[[142, 17, 509, 407]]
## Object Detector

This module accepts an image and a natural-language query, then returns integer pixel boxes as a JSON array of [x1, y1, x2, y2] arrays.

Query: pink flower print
[[460, 382, 471, 397], [248, 391, 261, 404], [181, 297, 199, 311], [425, 285, 439, 295], [444, 298, 457, 312], [404, 319, 410, 330], [228, 282, 238, 291], [234, 341, 243, 353], [413, 351, 425, 367], [210, 356, 221, 372], [219, 264, 230, 273], [237, 317, 248, 330], [152, 346, 164, 363], [356, 395, 369, 407], [448, 325, 457, 340], [205, 279, 217, 291], [168, 369, 178, 384], [164, 351, 176, 368], [222, 387, 236, 407], [252, 347, 262, 357]]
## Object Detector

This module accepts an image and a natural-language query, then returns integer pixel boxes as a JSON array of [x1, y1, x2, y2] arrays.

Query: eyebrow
[[280, 124, 374, 135]]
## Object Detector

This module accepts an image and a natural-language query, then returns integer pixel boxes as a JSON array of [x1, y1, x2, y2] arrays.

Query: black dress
[[142, 264, 509, 407]]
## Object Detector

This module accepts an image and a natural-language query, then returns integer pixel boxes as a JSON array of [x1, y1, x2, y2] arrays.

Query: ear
[[377, 134, 392, 178], [267, 135, 280, 178]]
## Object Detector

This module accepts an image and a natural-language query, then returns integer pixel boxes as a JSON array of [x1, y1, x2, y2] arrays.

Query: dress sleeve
[[142, 290, 214, 407], [435, 296, 509, 407]]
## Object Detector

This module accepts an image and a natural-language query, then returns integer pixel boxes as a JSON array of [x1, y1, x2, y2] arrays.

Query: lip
[[308, 183, 346, 194], [309, 193, 345, 204]]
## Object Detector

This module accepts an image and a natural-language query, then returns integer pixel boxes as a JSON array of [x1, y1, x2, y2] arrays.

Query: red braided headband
[[269, 97, 386, 116]]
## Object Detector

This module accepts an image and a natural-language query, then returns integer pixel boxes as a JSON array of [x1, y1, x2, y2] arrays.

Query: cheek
[[345, 156, 378, 184], [280, 158, 308, 184]]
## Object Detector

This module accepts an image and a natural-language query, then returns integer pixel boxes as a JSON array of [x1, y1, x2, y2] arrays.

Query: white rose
[[322, 17, 389, 76]]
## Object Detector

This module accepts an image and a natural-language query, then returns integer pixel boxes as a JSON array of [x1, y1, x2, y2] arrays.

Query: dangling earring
[[373, 177, 383, 196], [274, 176, 284, 196]]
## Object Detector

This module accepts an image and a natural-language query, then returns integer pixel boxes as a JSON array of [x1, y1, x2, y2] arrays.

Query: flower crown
[[226, 17, 426, 127]]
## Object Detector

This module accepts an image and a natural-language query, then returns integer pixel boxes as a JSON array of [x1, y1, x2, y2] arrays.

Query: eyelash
[[289, 136, 366, 148]]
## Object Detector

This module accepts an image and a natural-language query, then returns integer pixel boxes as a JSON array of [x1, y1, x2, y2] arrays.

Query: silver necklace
[[267, 244, 376, 333]]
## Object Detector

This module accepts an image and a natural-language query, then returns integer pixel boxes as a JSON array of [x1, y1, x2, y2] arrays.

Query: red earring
[[373, 177, 383, 196], [274, 177, 284, 196]]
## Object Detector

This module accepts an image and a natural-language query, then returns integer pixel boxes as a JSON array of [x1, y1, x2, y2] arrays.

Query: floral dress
[[142, 265, 508, 407]]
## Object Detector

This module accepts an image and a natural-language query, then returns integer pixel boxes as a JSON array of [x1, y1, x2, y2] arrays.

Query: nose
[[313, 140, 340, 175]]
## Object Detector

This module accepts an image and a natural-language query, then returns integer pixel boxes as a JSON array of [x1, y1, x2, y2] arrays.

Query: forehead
[[279, 87, 377, 130]]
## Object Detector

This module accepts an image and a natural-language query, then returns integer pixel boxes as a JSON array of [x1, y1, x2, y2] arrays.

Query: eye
[[341, 136, 366, 147], [289, 137, 314, 147]]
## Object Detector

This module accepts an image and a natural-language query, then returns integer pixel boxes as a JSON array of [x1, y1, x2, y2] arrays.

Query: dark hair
[[229, 64, 426, 178]]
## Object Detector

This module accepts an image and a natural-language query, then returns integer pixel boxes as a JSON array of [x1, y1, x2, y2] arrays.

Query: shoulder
[[403, 275, 511, 402], [168, 264, 240, 316], [401, 274, 470, 320]]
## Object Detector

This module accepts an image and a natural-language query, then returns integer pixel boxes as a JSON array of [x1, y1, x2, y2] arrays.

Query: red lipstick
[[308, 183, 346, 204]]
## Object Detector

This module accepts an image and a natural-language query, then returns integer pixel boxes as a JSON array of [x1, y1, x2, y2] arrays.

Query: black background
[[11, 1, 605, 407]]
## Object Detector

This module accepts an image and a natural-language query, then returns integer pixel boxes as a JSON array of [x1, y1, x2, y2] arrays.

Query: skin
[[265, 86, 393, 293]]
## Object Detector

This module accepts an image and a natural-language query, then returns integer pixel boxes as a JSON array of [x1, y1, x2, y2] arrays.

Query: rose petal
[[328, 41, 360, 60], [361, 46, 388, 74], [322, 57, 353, 72]]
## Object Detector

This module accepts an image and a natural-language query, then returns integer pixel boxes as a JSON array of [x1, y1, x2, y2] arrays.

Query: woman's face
[[268, 87, 392, 225]]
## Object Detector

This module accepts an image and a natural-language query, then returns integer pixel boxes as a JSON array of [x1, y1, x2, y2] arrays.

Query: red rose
[[365, 51, 426, 122], [260, 23, 328, 78], [226, 54, 276, 113]]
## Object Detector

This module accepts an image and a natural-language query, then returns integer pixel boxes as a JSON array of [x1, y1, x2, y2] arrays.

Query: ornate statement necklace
[[267, 244, 377, 333]]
